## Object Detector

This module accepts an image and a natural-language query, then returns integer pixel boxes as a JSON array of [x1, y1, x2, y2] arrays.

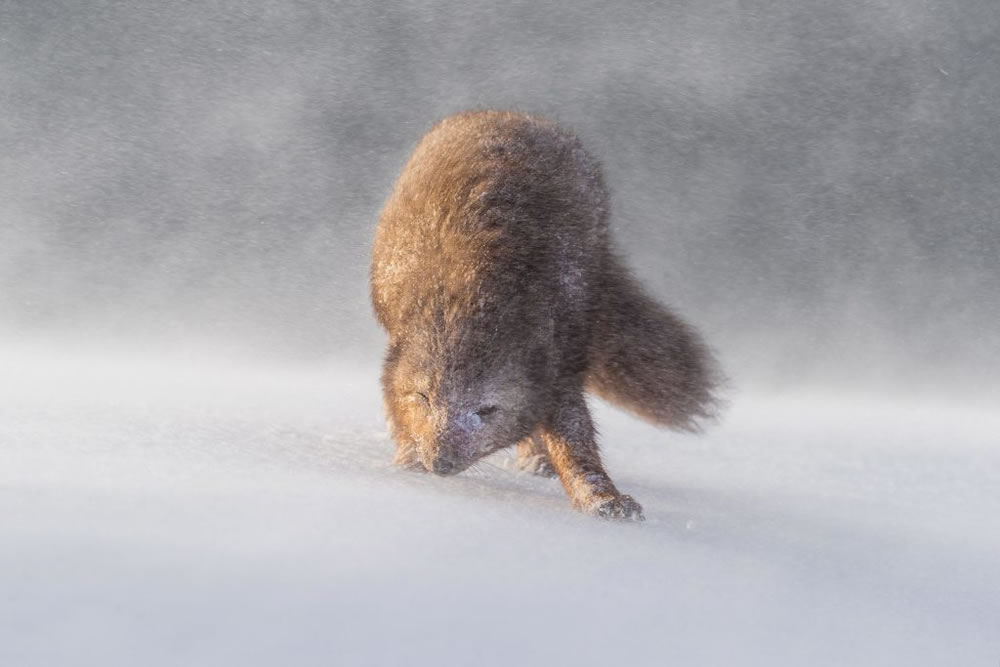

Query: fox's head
[[380, 330, 545, 475]]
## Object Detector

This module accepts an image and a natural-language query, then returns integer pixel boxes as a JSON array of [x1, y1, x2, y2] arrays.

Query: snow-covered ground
[[2, 346, 998, 666]]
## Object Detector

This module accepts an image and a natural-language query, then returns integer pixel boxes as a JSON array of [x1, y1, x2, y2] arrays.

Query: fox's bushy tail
[[585, 257, 723, 431]]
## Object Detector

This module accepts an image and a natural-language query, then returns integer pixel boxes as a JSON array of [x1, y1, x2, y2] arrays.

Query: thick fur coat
[[371, 110, 721, 519]]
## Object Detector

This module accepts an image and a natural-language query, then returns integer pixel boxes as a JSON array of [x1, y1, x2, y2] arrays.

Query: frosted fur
[[371, 110, 721, 519]]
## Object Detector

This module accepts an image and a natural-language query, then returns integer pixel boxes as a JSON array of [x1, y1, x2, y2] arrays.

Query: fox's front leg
[[388, 414, 423, 471], [539, 391, 644, 521], [392, 440, 424, 470], [384, 406, 424, 471]]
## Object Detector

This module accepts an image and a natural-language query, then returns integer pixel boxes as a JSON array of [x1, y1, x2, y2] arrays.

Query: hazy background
[[3, 0, 998, 397], [4, 4, 1000, 665]]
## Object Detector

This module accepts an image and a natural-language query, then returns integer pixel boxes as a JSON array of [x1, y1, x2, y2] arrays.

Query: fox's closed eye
[[475, 405, 498, 418]]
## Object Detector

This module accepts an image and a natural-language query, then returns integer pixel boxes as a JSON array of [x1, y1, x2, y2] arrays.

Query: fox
[[370, 110, 722, 520]]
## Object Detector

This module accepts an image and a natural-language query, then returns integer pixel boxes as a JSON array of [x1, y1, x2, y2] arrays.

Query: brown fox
[[371, 110, 722, 520]]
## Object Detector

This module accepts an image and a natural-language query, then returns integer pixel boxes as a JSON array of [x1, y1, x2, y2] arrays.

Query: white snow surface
[[2, 345, 998, 666]]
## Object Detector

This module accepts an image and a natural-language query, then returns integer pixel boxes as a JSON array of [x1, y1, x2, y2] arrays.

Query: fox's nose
[[431, 457, 456, 476]]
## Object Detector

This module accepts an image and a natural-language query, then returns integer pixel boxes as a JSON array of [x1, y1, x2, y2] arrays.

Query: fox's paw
[[392, 446, 425, 472], [591, 494, 645, 521], [512, 453, 558, 478]]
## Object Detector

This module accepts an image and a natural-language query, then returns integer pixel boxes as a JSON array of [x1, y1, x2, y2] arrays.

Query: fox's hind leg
[[513, 434, 557, 478]]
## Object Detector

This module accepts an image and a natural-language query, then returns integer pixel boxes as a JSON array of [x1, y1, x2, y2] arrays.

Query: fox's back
[[371, 111, 610, 336]]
